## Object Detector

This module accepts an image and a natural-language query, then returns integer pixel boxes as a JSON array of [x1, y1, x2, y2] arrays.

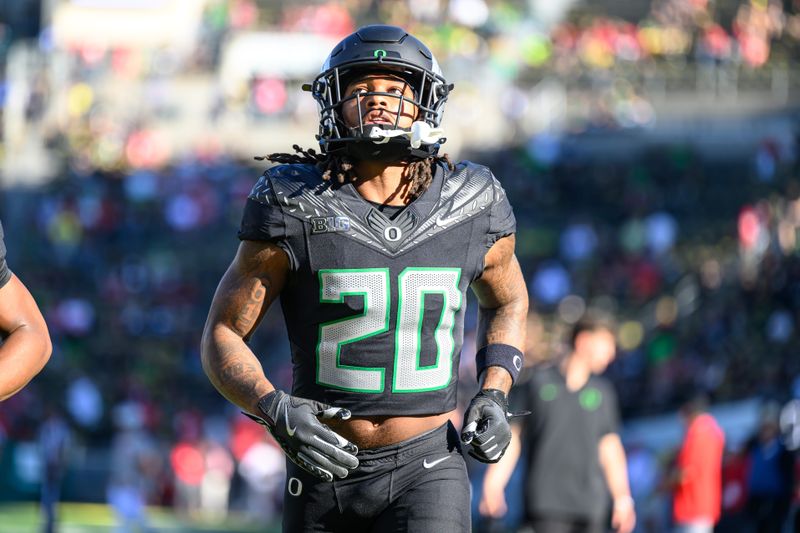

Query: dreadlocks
[[258, 145, 455, 202]]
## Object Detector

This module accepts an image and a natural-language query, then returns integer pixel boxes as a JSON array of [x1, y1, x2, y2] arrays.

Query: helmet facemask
[[306, 54, 453, 161]]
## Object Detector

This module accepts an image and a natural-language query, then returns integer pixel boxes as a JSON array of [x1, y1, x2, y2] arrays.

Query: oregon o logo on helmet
[[373, 49, 387, 59]]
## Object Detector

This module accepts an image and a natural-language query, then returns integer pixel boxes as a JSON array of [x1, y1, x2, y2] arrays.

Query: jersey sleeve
[[0, 221, 11, 289], [238, 174, 297, 268], [597, 379, 620, 437], [486, 173, 516, 248]]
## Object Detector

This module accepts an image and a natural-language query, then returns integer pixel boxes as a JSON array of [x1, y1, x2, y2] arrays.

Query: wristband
[[476, 344, 523, 384]]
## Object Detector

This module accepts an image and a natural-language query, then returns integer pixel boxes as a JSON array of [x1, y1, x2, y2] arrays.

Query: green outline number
[[316, 267, 462, 394], [317, 269, 390, 392], [393, 268, 462, 392]]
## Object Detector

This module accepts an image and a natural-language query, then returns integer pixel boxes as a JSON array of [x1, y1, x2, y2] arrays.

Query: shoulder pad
[[248, 164, 322, 204], [251, 164, 337, 220], [433, 160, 496, 224]]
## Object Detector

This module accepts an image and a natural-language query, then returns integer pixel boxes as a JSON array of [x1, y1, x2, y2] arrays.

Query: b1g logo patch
[[311, 216, 351, 234]]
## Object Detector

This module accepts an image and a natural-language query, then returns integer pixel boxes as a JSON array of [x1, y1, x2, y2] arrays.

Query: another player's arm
[[599, 433, 636, 533], [201, 240, 289, 414], [471, 234, 528, 394], [479, 423, 523, 517], [0, 274, 52, 401]]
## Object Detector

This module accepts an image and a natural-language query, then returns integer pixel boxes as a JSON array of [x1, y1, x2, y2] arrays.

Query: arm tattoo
[[220, 359, 264, 401], [202, 240, 288, 412], [220, 361, 260, 382], [479, 305, 526, 346], [205, 342, 270, 410], [233, 277, 272, 335], [474, 239, 528, 351]]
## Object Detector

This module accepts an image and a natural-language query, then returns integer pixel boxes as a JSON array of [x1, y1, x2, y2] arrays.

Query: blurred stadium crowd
[[1, 0, 800, 531]]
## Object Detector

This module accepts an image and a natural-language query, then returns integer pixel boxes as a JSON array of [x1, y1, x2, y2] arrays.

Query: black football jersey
[[0, 221, 11, 288], [239, 160, 516, 416]]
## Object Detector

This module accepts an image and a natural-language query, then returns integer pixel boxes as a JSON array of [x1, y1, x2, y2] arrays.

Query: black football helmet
[[304, 25, 453, 161]]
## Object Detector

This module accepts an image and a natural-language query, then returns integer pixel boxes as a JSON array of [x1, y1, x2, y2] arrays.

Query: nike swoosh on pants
[[422, 456, 451, 469]]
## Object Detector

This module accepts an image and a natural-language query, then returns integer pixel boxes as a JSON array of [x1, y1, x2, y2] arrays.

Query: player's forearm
[[476, 295, 528, 352], [201, 324, 274, 414], [479, 365, 513, 393], [599, 433, 633, 502], [0, 323, 52, 401], [475, 290, 528, 394], [473, 239, 528, 393], [483, 425, 522, 489], [474, 244, 528, 352]]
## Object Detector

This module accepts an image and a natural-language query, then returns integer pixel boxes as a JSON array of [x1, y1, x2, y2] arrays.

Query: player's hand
[[461, 388, 526, 463], [243, 390, 359, 482], [612, 496, 636, 533], [478, 485, 508, 518]]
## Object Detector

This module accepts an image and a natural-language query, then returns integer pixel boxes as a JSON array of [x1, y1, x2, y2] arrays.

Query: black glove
[[242, 390, 359, 482], [460, 388, 528, 463]]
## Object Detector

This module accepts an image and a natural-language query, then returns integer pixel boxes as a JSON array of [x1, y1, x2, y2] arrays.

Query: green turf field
[[0, 502, 279, 533]]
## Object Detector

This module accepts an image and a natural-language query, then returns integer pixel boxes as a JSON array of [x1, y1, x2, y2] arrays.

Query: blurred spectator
[[744, 402, 794, 533], [199, 419, 234, 522], [200, 440, 233, 520], [38, 406, 71, 533], [227, 413, 285, 521], [170, 409, 205, 518], [626, 441, 662, 533], [66, 376, 103, 431], [717, 446, 749, 532], [170, 439, 204, 518], [668, 393, 725, 533], [479, 313, 636, 533], [530, 261, 571, 306], [107, 401, 162, 533], [237, 437, 285, 523]]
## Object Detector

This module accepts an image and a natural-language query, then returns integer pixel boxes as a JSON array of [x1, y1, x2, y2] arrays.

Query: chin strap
[[368, 121, 445, 149]]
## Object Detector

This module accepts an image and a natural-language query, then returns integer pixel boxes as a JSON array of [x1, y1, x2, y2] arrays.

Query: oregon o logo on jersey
[[384, 226, 402, 242]]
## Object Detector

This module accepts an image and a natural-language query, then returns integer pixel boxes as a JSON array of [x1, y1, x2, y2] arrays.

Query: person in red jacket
[[669, 393, 725, 533]]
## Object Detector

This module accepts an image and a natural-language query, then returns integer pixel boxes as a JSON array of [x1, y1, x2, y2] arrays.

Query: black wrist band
[[476, 344, 523, 384]]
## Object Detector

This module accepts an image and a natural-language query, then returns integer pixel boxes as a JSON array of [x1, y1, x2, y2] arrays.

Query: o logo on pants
[[288, 477, 303, 497]]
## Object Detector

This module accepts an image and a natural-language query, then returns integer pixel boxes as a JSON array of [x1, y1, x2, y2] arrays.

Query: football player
[[0, 220, 52, 400], [202, 25, 528, 532]]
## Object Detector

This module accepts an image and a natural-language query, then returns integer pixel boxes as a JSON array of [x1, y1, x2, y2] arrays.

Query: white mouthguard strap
[[368, 121, 445, 149]]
